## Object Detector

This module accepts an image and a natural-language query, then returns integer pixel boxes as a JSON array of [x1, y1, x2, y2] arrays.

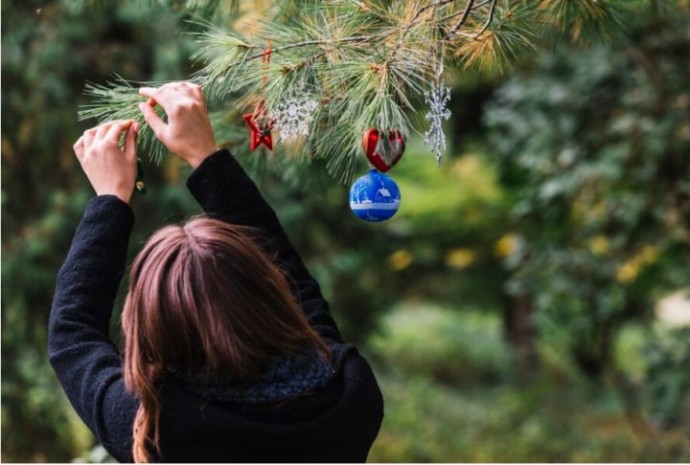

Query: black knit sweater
[[48, 149, 384, 462]]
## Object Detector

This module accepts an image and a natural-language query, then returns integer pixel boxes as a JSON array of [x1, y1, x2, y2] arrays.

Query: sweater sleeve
[[186, 149, 345, 344], [48, 195, 137, 463]]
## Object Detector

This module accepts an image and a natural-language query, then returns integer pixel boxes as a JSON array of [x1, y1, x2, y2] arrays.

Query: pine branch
[[474, 0, 498, 38], [77, 0, 638, 183], [455, 1, 539, 75], [450, 0, 476, 35], [537, 0, 633, 44], [78, 77, 169, 164]]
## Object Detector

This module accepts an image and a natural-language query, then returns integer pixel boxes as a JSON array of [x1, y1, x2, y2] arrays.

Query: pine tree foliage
[[77, 0, 637, 183]]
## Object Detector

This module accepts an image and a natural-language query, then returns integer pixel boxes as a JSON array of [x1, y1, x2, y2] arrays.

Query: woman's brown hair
[[121, 217, 330, 462]]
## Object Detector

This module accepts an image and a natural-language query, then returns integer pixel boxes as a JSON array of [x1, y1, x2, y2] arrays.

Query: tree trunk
[[503, 293, 539, 381]]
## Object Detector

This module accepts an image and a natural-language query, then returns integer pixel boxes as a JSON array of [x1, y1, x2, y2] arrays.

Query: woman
[[49, 82, 384, 463]]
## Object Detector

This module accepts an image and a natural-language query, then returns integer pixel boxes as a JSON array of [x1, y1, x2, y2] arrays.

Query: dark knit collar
[[174, 346, 335, 405]]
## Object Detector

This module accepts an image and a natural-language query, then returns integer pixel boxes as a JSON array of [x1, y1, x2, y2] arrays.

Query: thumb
[[124, 123, 139, 162], [139, 101, 167, 141]]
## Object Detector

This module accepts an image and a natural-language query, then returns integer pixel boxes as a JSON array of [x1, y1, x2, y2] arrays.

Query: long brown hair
[[121, 217, 330, 463]]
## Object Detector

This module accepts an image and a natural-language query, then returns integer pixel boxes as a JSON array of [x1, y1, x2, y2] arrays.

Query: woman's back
[[49, 82, 383, 462], [156, 346, 381, 462]]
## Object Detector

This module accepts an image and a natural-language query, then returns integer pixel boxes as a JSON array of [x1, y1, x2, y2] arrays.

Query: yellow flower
[[616, 244, 661, 284], [617, 262, 639, 284], [388, 249, 413, 271], [588, 235, 610, 255], [639, 245, 660, 265], [446, 248, 476, 269], [495, 234, 518, 258]]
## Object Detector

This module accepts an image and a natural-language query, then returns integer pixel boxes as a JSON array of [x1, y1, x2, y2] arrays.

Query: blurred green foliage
[[369, 302, 510, 385], [485, 1, 690, 378], [642, 326, 690, 428], [2, 2, 196, 461], [2, 0, 689, 462], [368, 305, 690, 462]]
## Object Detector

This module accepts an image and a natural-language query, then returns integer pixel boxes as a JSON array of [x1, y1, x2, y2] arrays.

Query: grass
[[366, 302, 690, 462]]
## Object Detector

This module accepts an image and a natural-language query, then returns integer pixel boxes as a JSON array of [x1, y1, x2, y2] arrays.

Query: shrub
[[369, 303, 510, 385]]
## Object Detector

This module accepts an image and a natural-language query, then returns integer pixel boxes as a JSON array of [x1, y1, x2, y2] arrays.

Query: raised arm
[[48, 121, 141, 462], [139, 83, 344, 344]]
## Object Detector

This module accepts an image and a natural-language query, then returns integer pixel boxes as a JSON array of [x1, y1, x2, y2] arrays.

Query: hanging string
[[252, 40, 273, 123], [262, 39, 272, 90]]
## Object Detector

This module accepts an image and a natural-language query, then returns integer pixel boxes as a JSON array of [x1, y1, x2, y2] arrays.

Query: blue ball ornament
[[349, 169, 401, 222]]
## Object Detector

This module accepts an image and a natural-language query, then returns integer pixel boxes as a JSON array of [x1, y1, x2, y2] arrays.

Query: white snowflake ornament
[[271, 95, 318, 144], [424, 64, 452, 164]]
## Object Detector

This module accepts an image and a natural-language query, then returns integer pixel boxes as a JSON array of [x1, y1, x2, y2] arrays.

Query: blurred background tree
[[483, 0, 690, 442], [2, 2, 198, 460], [485, 6, 690, 378], [2, 0, 689, 462]]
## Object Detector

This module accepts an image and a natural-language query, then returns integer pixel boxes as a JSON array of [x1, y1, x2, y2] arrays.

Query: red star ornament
[[243, 103, 274, 151]]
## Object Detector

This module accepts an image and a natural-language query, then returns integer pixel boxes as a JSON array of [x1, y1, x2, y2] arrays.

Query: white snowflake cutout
[[424, 64, 452, 164], [271, 95, 318, 144]]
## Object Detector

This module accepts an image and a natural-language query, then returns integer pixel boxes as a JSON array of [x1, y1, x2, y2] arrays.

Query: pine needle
[[79, 77, 169, 164], [76, 0, 639, 182]]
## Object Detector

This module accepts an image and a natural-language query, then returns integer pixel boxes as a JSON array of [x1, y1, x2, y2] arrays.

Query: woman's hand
[[73, 120, 139, 204], [138, 82, 218, 169]]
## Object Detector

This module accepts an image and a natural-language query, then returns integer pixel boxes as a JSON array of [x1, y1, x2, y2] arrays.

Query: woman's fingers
[[84, 121, 119, 149], [73, 136, 85, 160], [79, 120, 135, 158], [138, 86, 160, 100], [75, 120, 139, 204], [182, 81, 204, 100], [83, 127, 97, 149], [95, 121, 115, 140], [140, 82, 201, 109], [136, 81, 216, 167], [139, 100, 167, 139], [105, 120, 134, 141], [124, 123, 139, 160], [139, 86, 174, 109]]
